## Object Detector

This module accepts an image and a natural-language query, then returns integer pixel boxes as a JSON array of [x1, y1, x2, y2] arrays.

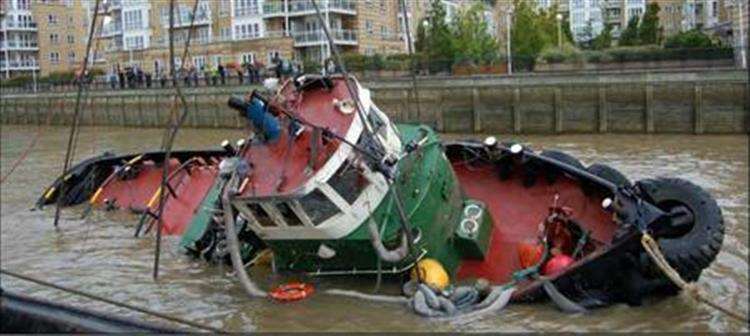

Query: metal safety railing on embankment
[[1, 69, 747, 134]]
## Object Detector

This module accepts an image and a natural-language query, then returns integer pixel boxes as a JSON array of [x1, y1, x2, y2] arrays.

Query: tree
[[638, 2, 661, 45], [619, 16, 640, 46], [414, 0, 455, 72], [664, 29, 715, 49], [452, 2, 500, 64], [590, 24, 613, 50], [511, 0, 549, 70]]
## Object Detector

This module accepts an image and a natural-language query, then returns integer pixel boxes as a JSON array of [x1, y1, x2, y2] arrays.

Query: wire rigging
[[309, 0, 420, 278], [53, 0, 101, 228], [153, 0, 202, 280], [0, 268, 224, 333]]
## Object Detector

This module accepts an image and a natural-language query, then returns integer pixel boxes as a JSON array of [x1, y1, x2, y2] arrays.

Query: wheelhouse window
[[329, 161, 369, 204], [299, 189, 340, 226]]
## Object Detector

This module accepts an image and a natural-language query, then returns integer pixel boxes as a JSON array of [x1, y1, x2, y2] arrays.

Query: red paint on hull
[[238, 78, 356, 198], [93, 160, 180, 211], [93, 159, 218, 235], [452, 162, 616, 284]]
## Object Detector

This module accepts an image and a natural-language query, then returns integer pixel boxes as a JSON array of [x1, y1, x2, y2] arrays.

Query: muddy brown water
[[1, 125, 747, 332]]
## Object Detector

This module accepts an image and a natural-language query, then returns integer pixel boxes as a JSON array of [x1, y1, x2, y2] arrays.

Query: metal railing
[[263, 0, 356, 15], [99, 22, 122, 37], [235, 5, 261, 17], [292, 29, 356, 45], [2, 21, 38, 30], [1, 40, 39, 49], [0, 59, 39, 70]]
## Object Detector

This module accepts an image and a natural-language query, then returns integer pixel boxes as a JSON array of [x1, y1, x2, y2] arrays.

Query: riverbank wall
[[1, 69, 747, 134]]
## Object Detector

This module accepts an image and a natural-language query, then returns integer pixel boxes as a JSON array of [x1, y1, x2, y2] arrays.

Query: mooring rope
[[0, 108, 56, 185], [641, 233, 748, 323], [0, 269, 224, 333]]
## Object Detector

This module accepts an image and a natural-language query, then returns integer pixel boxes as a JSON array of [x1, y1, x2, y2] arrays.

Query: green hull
[[179, 124, 493, 277]]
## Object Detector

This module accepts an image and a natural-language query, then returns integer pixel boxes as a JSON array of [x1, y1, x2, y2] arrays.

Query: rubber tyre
[[539, 150, 584, 185], [540, 150, 585, 170], [587, 163, 632, 188], [636, 177, 724, 282]]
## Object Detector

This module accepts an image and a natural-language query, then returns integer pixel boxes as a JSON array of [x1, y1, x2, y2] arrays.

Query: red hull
[[452, 161, 616, 284]]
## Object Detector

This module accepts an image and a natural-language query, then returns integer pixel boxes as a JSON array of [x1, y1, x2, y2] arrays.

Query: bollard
[[554, 88, 563, 133], [693, 85, 703, 134], [472, 88, 482, 133], [598, 87, 608, 133], [645, 85, 654, 133], [513, 88, 522, 134]]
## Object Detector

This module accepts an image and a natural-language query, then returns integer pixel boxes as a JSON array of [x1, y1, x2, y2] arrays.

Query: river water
[[1, 125, 747, 332]]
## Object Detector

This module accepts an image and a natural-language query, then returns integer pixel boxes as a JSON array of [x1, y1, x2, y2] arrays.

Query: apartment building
[[33, 0, 91, 76], [1, 0, 38, 79], [92, 0, 417, 74], [1, 0, 91, 79]]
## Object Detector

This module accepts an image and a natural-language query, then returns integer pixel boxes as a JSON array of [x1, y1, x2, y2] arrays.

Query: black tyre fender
[[636, 177, 724, 282], [539, 150, 585, 185], [587, 163, 632, 188]]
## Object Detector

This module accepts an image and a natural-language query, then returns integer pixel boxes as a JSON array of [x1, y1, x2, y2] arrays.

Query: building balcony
[[263, 0, 356, 17], [1, 21, 38, 31], [109, 0, 122, 10], [161, 13, 212, 29], [234, 5, 261, 18], [0, 59, 39, 70], [292, 29, 356, 47], [99, 23, 122, 37], [0, 40, 39, 50]]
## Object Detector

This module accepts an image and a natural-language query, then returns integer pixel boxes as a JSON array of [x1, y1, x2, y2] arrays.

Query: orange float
[[269, 282, 315, 302]]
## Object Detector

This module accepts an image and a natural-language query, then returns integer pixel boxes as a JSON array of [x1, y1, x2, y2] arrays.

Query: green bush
[[664, 29, 716, 49], [539, 45, 583, 64]]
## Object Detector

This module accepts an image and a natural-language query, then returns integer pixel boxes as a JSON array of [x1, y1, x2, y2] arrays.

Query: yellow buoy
[[411, 258, 450, 291]]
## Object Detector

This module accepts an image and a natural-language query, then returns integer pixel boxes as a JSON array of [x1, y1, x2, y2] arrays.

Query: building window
[[219, 0, 230, 17], [68, 51, 76, 64], [18, 0, 31, 10], [240, 52, 255, 65], [365, 20, 373, 35], [380, 25, 388, 39], [629, 8, 643, 18], [49, 52, 60, 65], [196, 26, 210, 43], [711, 1, 717, 17], [267, 50, 280, 63], [220, 27, 231, 40], [48, 14, 58, 25], [67, 35, 74, 44], [235, 0, 260, 17], [123, 10, 143, 31], [125, 35, 145, 50], [50, 33, 59, 44], [234, 23, 261, 39], [193, 56, 206, 69]]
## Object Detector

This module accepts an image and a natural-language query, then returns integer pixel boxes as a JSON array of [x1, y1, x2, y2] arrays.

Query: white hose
[[324, 289, 410, 304], [222, 175, 266, 298], [366, 217, 409, 263]]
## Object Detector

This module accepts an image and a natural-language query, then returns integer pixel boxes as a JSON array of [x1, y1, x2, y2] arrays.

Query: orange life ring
[[269, 282, 314, 302]]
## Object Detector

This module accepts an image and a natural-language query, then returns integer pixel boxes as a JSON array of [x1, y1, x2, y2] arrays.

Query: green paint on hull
[[179, 177, 224, 251], [267, 124, 468, 277]]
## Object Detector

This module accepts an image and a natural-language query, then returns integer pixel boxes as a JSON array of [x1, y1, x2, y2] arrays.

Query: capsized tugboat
[[38, 74, 724, 313]]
